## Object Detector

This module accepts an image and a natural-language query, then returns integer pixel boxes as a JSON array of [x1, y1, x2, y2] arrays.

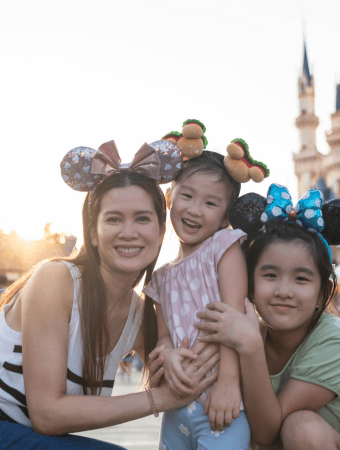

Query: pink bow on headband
[[91, 140, 161, 182]]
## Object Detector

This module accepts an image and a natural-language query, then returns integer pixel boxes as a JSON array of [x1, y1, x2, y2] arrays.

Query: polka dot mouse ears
[[60, 139, 184, 193], [229, 183, 340, 263], [162, 120, 270, 184]]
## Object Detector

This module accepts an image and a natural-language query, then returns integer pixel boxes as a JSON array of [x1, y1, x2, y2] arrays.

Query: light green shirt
[[255, 313, 340, 450]]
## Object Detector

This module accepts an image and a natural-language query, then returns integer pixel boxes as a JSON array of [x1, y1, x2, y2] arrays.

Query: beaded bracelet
[[145, 386, 159, 417]]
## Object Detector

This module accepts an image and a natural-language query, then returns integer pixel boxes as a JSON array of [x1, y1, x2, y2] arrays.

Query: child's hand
[[161, 346, 198, 397], [204, 382, 241, 432]]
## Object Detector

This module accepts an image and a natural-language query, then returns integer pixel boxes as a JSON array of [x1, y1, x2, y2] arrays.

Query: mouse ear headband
[[229, 183, 340, 263], [60, 139, 184, 193], [162, 120, 270, 184]]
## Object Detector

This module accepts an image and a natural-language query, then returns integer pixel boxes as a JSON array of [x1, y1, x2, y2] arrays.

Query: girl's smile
[[253, 240, 322, 337]]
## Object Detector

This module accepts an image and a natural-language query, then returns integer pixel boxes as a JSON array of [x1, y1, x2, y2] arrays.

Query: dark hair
[[173, 151, 241, 225], [244, 220, 338, 333], [0, 171, 166, 394]]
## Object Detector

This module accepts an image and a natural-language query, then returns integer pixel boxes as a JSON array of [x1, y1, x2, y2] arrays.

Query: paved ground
[[73, 369, 162, 450]]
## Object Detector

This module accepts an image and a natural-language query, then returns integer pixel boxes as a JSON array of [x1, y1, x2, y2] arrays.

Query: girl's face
[[253, 240, 322, 335], [169, 172, 229, 254], [92, 185, 163, 277]]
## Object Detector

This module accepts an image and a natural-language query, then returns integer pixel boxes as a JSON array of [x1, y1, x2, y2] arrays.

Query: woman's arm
[[21, 262, 216, 436], [195, 300, 336, 446]]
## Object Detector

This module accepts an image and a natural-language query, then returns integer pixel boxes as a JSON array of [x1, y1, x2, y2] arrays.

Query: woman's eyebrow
[[103, 210, 154, 216], [134, 210, 155, 215]]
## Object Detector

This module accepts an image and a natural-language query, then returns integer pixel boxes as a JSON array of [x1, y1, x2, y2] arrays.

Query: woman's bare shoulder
[[22, 261, 75, 315]]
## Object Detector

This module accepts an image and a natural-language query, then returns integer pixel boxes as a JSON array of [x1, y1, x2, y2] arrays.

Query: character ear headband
[[162, 120, 269, 184], [229, 183, 340, 263], [60, 139, 184, 193], [224, 139, 270, 183]]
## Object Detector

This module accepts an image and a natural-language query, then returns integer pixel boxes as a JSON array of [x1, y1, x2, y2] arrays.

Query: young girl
[[195, 184, 340, 450], [144, 151, 252, 450]]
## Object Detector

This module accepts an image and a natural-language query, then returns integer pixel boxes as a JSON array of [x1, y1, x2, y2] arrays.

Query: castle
[[293, 42, 340, 200]]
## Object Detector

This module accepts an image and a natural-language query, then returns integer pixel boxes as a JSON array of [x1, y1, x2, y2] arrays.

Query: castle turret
[[324, 84, 340, 196], [326, 84, 340, 154], [293, 41, 323, 196]]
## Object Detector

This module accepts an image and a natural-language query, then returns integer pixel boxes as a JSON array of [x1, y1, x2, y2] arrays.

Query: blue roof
[[336, 84, 340, 111], [303, 42, 312, 86]]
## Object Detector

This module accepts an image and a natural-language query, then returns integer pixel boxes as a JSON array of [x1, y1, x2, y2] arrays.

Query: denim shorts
[[0, 417, 127, 450]]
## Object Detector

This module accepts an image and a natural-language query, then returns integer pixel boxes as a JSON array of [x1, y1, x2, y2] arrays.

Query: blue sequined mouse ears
[[60, 139, 184, 192], [229, 183, 340, 263]]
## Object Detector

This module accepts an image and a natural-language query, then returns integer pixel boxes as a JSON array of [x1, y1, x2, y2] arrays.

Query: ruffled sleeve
[[290, 314, 340, 397], [143, 271, 161, 304], [212, 228, 247, 268]]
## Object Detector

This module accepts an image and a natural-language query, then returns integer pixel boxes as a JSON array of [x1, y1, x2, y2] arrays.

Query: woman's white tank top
[[0, 261, 144, 426]]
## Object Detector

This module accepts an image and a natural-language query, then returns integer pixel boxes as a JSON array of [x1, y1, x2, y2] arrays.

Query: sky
[[1, 0, 340, 265]]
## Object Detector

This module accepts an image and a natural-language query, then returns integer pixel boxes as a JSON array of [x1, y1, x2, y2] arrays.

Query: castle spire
[[294, 39, 321, 197], [302, 41, 312, 86], [336, 84, 340, 111]]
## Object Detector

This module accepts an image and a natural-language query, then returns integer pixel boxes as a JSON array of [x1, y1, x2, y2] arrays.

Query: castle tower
[[293, 42, 323, 197], [324, 84, 340, 196]]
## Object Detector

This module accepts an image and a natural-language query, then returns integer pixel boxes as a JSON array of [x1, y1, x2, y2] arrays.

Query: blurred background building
[[0, 223, 76, 290], [293, 41, 340, 266], [294, 42, 340, 200]]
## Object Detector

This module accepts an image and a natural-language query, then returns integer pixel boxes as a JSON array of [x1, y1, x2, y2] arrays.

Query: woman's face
[[253, 240, 322, 335], [92, 185, 164, 277]]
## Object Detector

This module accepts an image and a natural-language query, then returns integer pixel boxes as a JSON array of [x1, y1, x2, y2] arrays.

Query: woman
[[193, 187, 340, 450], [0, 140, 219, 449]]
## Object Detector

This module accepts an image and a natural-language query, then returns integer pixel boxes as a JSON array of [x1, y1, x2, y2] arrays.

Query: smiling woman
[[91, 185, 163, 277], [0, 140, 219, 449]]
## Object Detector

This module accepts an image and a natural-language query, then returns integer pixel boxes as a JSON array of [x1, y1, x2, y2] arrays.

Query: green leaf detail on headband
[[231, 138, 270, 178], [162, 131, 182, 140], [202, 135, 208, 149], [182, 119, 206, 134]]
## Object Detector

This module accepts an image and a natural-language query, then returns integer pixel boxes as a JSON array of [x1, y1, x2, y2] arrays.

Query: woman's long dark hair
[[244, 220, 338, 333], [0, 171, 166, 394]]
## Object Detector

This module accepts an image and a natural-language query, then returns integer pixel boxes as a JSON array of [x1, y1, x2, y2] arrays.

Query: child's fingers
[[232, 406, 240, 419], [224, 410, 233, 427], [179, 337, 189, 349], [148, 344, 165, 361], [204, 393, 211, 416], [208, 407, 217, 431], [169, 373, 194, 396], [216, 410, 225, 432], [149, 354, 164, 375], [177, 348, 198, 360], [172, 364, 194, 387], [149, 367, 164, 389]]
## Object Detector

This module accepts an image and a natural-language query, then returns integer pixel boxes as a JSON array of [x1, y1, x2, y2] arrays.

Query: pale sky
[[1, 0, 340, 265]]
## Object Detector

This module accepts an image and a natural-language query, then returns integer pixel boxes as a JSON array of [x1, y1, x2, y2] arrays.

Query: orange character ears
[[224, 139, 270, 184], [162, 119, 208, 161]]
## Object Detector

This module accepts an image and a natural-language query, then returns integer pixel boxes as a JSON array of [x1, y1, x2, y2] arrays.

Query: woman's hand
[[156, 349, 220, 410], [149, 345, 166, 389], [194, 298, 261, 353]]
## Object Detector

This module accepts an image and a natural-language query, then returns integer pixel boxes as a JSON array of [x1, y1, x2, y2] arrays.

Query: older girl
[[195, 185, 340, 450]]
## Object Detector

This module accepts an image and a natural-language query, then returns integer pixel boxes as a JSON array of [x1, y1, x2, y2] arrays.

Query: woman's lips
[[115, 247, 143, 257]]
